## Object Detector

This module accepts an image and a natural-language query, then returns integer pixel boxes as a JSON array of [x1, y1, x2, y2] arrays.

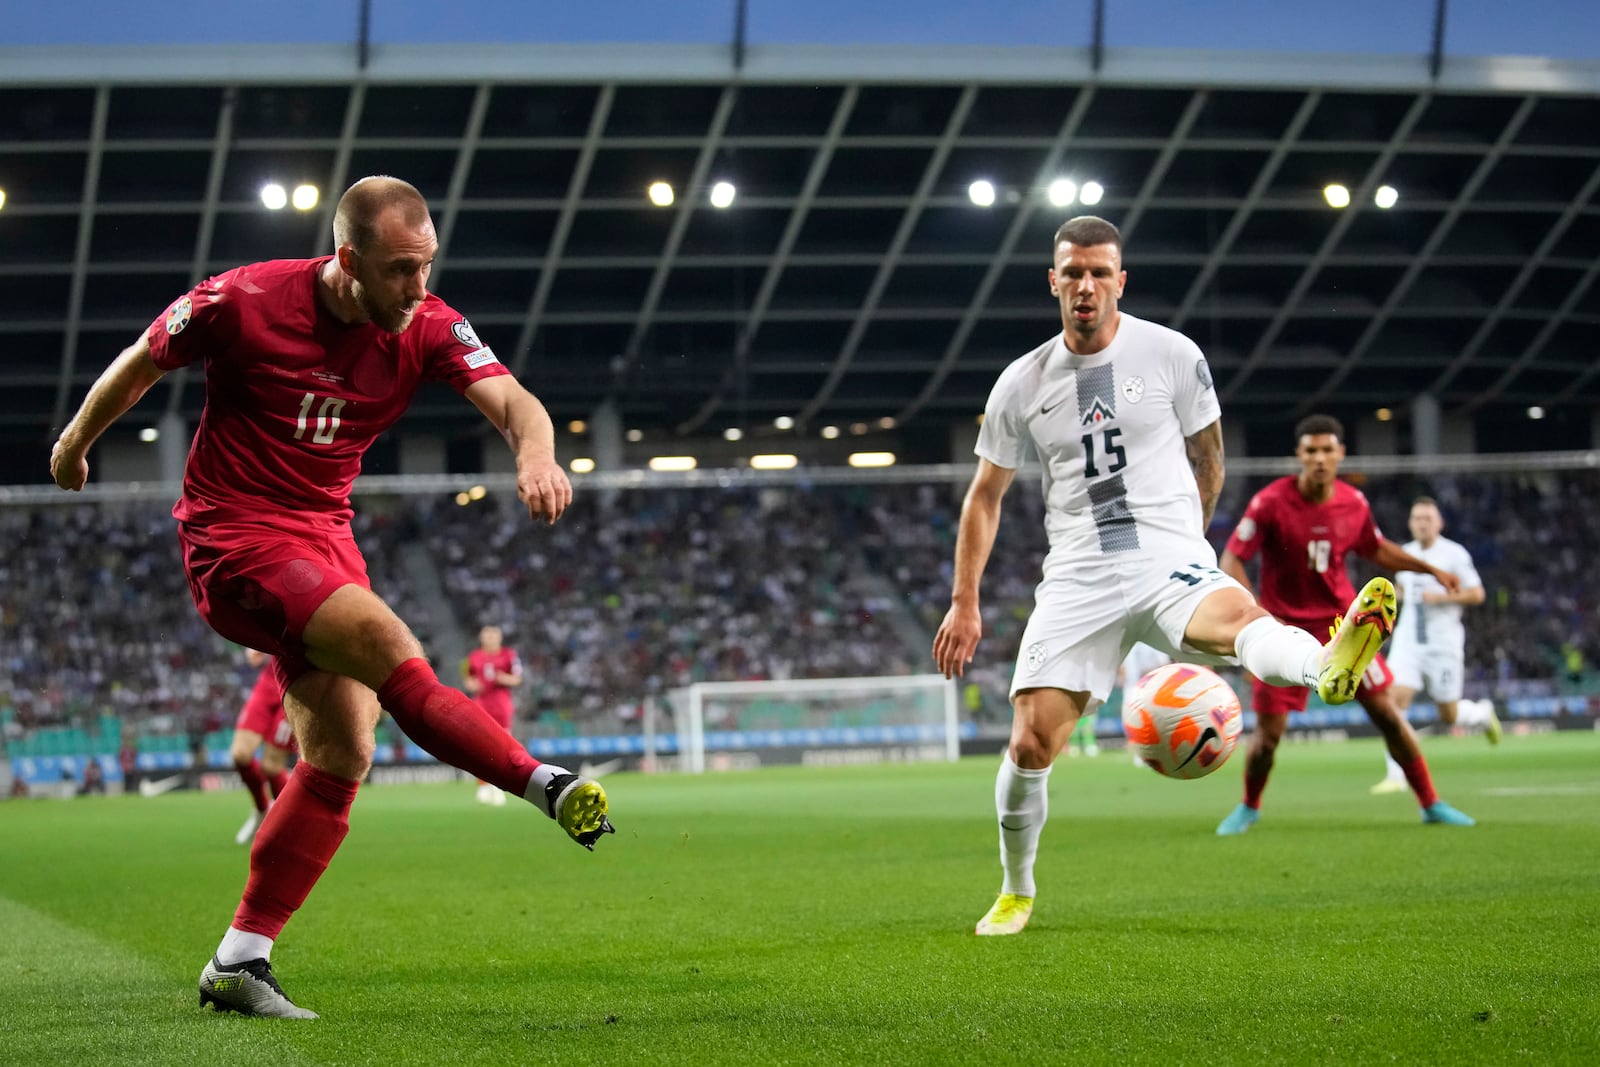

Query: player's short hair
[[333, 175, 431, 255], [1054, 216, 1122, 255], [1411, 495, 1440, 511], [1293, 414, 1345, 444]]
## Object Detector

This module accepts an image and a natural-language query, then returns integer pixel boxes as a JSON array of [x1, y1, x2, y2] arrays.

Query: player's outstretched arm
[[1370, 538, 1462, 594], [465, 375, 572, 524], [933, 459, 1016, 679], [50, 333, 168, 491], [1183, 418, 1225, 529]]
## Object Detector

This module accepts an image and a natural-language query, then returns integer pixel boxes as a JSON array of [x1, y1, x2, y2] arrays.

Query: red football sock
[[268, 769, 290, 798], [1243, 772, 1270, 810], [235, 757, 272, 814], [1399, 756, 1438, 808], [232, 763, 360, 939], [376, 658, 541, 796]]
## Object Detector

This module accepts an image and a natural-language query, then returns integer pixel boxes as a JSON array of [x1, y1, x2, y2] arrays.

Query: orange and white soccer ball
[[1121, 663, 1243, 779]]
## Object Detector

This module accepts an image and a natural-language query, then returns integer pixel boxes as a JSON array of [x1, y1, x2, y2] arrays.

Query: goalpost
[[667, 674, 964, 774]]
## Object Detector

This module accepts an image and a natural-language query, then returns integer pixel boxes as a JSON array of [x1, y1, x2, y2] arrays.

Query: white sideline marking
[[1480, 783, 1600, 797]]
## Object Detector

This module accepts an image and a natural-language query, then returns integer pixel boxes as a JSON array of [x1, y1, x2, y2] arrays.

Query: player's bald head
[[333, 176, 432, 254]]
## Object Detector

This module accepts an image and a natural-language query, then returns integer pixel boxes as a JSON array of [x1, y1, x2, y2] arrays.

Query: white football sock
[[1384, 752, 1406, 783], [995, 756, 1051, 899], [216, 926, 274, 966], [523, 763, 570, 816], [1233, 616, 1323, 687]]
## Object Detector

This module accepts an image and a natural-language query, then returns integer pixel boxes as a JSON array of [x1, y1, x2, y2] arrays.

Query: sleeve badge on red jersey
[[1236, 516, 1256, 541], [451, 318, 499, 369], [165, 295, 193, 335]]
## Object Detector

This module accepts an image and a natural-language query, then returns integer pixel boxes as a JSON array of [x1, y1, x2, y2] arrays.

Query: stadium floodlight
[[647, 181, 675, 207], [567, 419, 587, 434], [709, 181, 736, 209], [1374, 185, 1399, 209], [820, 425, 840, 439], [773, 415, 795, 430], [0, 187, 7, 212], [455, 491, 471, 506], [1375, 407, 1393, 422], [877, 416, 896, 429], [569, 457, 596, 473], [849, 422, 869, 435], [291, 184, 319, 211], [626, 428, 644, 442], [1047, 179, 1078, 207], [848, 451, 896, 468], [468, 485, 487, 501], [723, 427, 744, 441], [1527, 406, 1546, 420], [138, 427, 159, 443], [749, 453, 798, 470], [968, 180, 996, 207], [260, 183, 288, 210], [1323, 183, 1351, 209], [648, 455, 697, 471], [1079, 180, 1104, 206]]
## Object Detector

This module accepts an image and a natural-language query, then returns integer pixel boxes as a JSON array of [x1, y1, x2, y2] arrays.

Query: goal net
[[663, 674, 965, 773]]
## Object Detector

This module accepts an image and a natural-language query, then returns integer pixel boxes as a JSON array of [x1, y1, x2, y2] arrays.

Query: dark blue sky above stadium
[[8, 0, 1598, 58]]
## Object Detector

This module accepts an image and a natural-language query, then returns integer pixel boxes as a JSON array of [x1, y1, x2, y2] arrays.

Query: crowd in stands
[[3, 467, 1598, 749], [426, 486, 916, 729]]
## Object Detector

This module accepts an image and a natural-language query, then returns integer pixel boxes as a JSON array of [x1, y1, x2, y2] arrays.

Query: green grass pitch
[[2, 732, 1598, 1065]]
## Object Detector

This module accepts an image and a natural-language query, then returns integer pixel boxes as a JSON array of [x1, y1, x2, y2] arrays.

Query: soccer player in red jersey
[[50, 176, 613, 1018], [231, 649, 296, 844], [1216, 414, 1476, 834], [463, 625, 522, 805]]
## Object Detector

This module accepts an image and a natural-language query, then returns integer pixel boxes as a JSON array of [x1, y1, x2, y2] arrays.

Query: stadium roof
[[2, 44, 1598, 454]]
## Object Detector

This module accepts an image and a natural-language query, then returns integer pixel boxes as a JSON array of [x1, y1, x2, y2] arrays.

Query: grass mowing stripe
[[0, 892, 322, 1065]]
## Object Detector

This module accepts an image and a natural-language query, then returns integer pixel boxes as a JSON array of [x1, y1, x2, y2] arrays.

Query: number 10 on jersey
[[294, 391, 346, 444]]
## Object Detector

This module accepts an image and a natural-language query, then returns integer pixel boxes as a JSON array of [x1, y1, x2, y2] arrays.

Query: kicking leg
[[303, 585, 612, 849]]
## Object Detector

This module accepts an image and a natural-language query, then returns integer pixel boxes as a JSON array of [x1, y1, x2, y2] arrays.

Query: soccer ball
[[1121, 663, 1243, 779]]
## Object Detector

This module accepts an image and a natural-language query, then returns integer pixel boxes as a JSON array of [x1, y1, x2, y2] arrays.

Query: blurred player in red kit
[[230, 648, 296, 844], [50, 175, 613, 1019], [463, 625, 522, 805], [1215, 414, 1476, 835]]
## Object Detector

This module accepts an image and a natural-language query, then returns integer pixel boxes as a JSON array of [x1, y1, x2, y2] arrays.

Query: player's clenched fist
[[517, 458, 573, 523], [50, 439, 89, 491]]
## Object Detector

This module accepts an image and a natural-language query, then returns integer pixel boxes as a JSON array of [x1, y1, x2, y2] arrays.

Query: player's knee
[[1436, 702, 1458, 726], [229, 739, 255, 765], [261, 750, 288, 775], [1009, 728, 1058, 768], [305, 735, 373, 781]]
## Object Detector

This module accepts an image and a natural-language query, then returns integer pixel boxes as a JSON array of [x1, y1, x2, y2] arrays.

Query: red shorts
[[236, 666, 297, 752], [180, 520, 370, 688], [475, 691, 515, 731], [1251, 652, 1393, 716]]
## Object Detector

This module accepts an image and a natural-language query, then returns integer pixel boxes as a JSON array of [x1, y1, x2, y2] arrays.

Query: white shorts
[[1386, 641, 1465, 703], [1010, 552, 1248, 705]]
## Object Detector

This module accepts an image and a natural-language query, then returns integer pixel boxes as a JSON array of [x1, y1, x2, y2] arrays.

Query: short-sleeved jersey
[[466, 648, 522, 697], [975, 313, 1221, 574], [1225, 476, 1382, 625], [147, 257, 511, 532], [1393, 536, 1481, 652]]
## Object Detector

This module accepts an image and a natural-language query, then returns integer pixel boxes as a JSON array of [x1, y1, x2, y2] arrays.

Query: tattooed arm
[[1184, 418, 1225, 530]]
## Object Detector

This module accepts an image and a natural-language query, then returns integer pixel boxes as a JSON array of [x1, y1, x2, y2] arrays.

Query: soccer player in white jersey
[[933, 215, 1401, 937], [1373, 497, 1496, 794]]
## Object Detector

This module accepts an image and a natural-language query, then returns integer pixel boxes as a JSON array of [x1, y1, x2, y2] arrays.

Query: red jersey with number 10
[[1224, 476, 1383, 627], [145, 257, 510, 532]]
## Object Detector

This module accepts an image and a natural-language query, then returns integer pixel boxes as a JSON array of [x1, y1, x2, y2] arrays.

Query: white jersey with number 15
[[975, 313, 1221, 574]]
